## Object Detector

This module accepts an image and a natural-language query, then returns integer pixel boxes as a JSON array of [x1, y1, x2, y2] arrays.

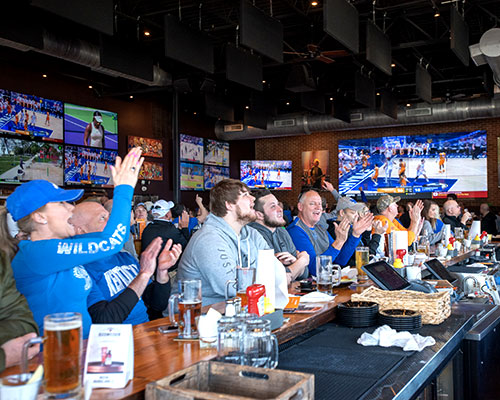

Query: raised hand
[[322, 181, 334, 192], [157, 239, 182, 273], [373, 220, 388, 235], [110, 147, 144, 188], [334, 218, 351, 244], [139, 236, 162, 278], [352, 212, 374, 237], [179, 210, 190, 228]]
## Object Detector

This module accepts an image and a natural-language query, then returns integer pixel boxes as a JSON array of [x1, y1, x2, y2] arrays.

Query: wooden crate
[[146, 361, 314, 400]]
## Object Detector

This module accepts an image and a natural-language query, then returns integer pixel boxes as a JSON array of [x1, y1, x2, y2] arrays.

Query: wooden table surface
[[1, 283, 364, 400]]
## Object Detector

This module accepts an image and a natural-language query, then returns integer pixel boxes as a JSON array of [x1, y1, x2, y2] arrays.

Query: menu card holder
[[84, 324, 134, 389]]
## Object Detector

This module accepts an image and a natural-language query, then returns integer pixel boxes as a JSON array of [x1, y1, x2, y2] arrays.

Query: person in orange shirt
[[399, 159, 407, 186], [373, 195, 424, 245], [438, 152, 446, 173], [371, 165, 379, 187]]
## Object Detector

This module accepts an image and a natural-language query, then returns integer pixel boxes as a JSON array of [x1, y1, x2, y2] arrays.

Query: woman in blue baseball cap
[[3, 147, 144, 338]]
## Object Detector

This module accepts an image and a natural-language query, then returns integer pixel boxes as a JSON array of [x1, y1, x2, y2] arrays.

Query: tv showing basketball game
[[128, 136, 163, 158], [180, 162, 203, 191], [204, 165, 230, 190], [0, 89, 64, 142], [64, 145, 117, 186], [0, 136, 63, 185], [338, 130, 487, 199], [240, 160, 292, 190], [64, 103, 118, 149], [180, 134, 203, 163], [204, 138, 229, 166], [139, 161, 163, 181]]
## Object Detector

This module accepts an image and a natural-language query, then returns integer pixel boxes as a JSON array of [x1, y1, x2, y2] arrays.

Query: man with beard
[[288, 190, 373, 275], [178, 179, 277, 305], [249, 190, 309, 284]]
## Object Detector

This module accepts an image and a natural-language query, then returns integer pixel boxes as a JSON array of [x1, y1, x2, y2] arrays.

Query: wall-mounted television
[[64, 145, 117, 186], [0, 89, 64, 143], [240, 160, 292, 190], [338, 130, 487, 199], [180, 134, 203, 163], [204, 138, 229, 167], [180, 162, 203, 191], [204, 165, 229, 190], [64, 103, 118, 149], [0, 136, 63, 185]]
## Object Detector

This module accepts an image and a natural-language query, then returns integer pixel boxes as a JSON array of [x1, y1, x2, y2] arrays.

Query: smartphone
[[158, 325, 178, 334]]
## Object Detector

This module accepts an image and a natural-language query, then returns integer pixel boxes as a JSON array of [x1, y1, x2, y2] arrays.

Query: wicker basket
[[351, 286, 451, 325]]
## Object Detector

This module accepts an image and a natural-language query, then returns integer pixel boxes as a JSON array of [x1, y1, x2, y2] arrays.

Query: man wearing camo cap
[[373, 194, 423, 245]]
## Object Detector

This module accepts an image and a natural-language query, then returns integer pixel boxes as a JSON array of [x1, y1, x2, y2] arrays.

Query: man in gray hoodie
[[177, 179, 272, 305]]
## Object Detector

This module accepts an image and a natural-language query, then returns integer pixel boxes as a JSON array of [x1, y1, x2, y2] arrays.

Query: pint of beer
[[355, 247, 369, 281], [44, 312, 82, 398], [169, 279, 202, 339]]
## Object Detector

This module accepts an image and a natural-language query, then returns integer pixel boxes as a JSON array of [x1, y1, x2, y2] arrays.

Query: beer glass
[[44, 312, 82, 399], [355, 247, 369, 281], [316, 256, 341, 294], [243, 319, 279, 369], [168, 279, 202, 339], [225, 267, 256, 308]]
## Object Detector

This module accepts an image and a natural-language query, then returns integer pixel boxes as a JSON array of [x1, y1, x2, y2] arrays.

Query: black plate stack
[[337, 301, 379, 328], [378, 309, 422, 333]]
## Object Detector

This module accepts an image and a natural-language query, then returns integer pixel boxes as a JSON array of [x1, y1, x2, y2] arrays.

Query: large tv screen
[[204, 165, 229, 190], [180, 162, 203, 191], [64, 103, 118, 149], [64, 145, 117, 186], [204, 138, 229, 166], [0, 89, 64, 142], [0, 136, 63, 185], [180, 134, 203, 163], [338, 130, 487, 199], [240, 160, 292, 190]]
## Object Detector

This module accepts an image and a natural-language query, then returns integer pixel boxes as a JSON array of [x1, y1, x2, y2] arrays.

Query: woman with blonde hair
[[4, 147, 143, 338]]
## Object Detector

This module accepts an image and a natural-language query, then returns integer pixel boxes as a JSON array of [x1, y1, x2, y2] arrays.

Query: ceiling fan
[[284, 44, 350, 64]]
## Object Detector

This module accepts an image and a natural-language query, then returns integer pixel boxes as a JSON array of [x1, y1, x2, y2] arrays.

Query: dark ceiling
[[4, 1, 500, 118]]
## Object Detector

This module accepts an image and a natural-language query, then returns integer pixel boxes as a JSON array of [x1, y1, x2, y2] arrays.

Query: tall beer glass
[[169, 279, 202, 339], [44, 312, 82, 399], [225, 267, 256, 308], [355, 247, 369, 281]]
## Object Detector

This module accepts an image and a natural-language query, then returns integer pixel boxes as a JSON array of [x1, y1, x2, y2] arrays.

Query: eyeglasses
[[152, 205, 167, 210]]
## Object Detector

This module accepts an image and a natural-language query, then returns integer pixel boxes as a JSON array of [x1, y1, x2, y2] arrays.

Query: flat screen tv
[[64, 145, 117, 186], [64, 103, 118, 149], [338, 130, 487, 199], [0, 136, 63, 185], [0, 89, 64, 142], [180, 162, 203, 191], [240, 160, 292, 190], [180, 134, 203, 163], [204, 165, 229, 190], [204, 138, 229, 167]]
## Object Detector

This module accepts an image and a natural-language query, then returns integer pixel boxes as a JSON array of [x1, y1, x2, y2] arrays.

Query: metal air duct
[[0, 30, 171, 87], [215, 96, 500, 140], [470, 28, 500, 87]]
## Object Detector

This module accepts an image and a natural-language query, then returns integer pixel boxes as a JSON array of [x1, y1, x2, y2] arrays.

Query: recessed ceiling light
[[391, 63, 396, 68], [129, 95, 134, 99], [193, 112, 197, 115], [311, 1, 318, 6], [42, 74, 47, 78], [262, 80, 266, 83], [245, 106, 250, 109], [434, 12, 440, 18], [144, 30, 151, 36], [286, 102, 290, 106], [406, 103, 411, 107], [329, 97, 334, 101], [376, 92, 380, 96], [88, 85, 93, 89]]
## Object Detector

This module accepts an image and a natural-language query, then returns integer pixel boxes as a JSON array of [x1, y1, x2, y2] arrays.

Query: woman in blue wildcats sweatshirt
[[4, 147, 144, 339]]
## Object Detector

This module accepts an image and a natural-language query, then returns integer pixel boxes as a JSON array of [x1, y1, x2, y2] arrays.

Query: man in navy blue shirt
[[71, 202, 182, 324]]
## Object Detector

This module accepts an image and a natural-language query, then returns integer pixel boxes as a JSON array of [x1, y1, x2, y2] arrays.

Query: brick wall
[[255, 118, 500, 210]]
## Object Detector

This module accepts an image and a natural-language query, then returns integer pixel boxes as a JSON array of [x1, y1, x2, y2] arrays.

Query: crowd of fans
[[0, 151, 498, 372]]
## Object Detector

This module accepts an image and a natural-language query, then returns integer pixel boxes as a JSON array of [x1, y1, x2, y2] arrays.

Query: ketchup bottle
[[246, 284, 266, 316]]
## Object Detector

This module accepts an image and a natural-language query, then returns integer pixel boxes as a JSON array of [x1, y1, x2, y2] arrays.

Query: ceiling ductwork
[[215, 97, 500, 141], [0, 30, 171, 87]]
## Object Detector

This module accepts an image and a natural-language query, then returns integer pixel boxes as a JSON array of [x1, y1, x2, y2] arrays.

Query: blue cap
[[7, 180, 84, 221]]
